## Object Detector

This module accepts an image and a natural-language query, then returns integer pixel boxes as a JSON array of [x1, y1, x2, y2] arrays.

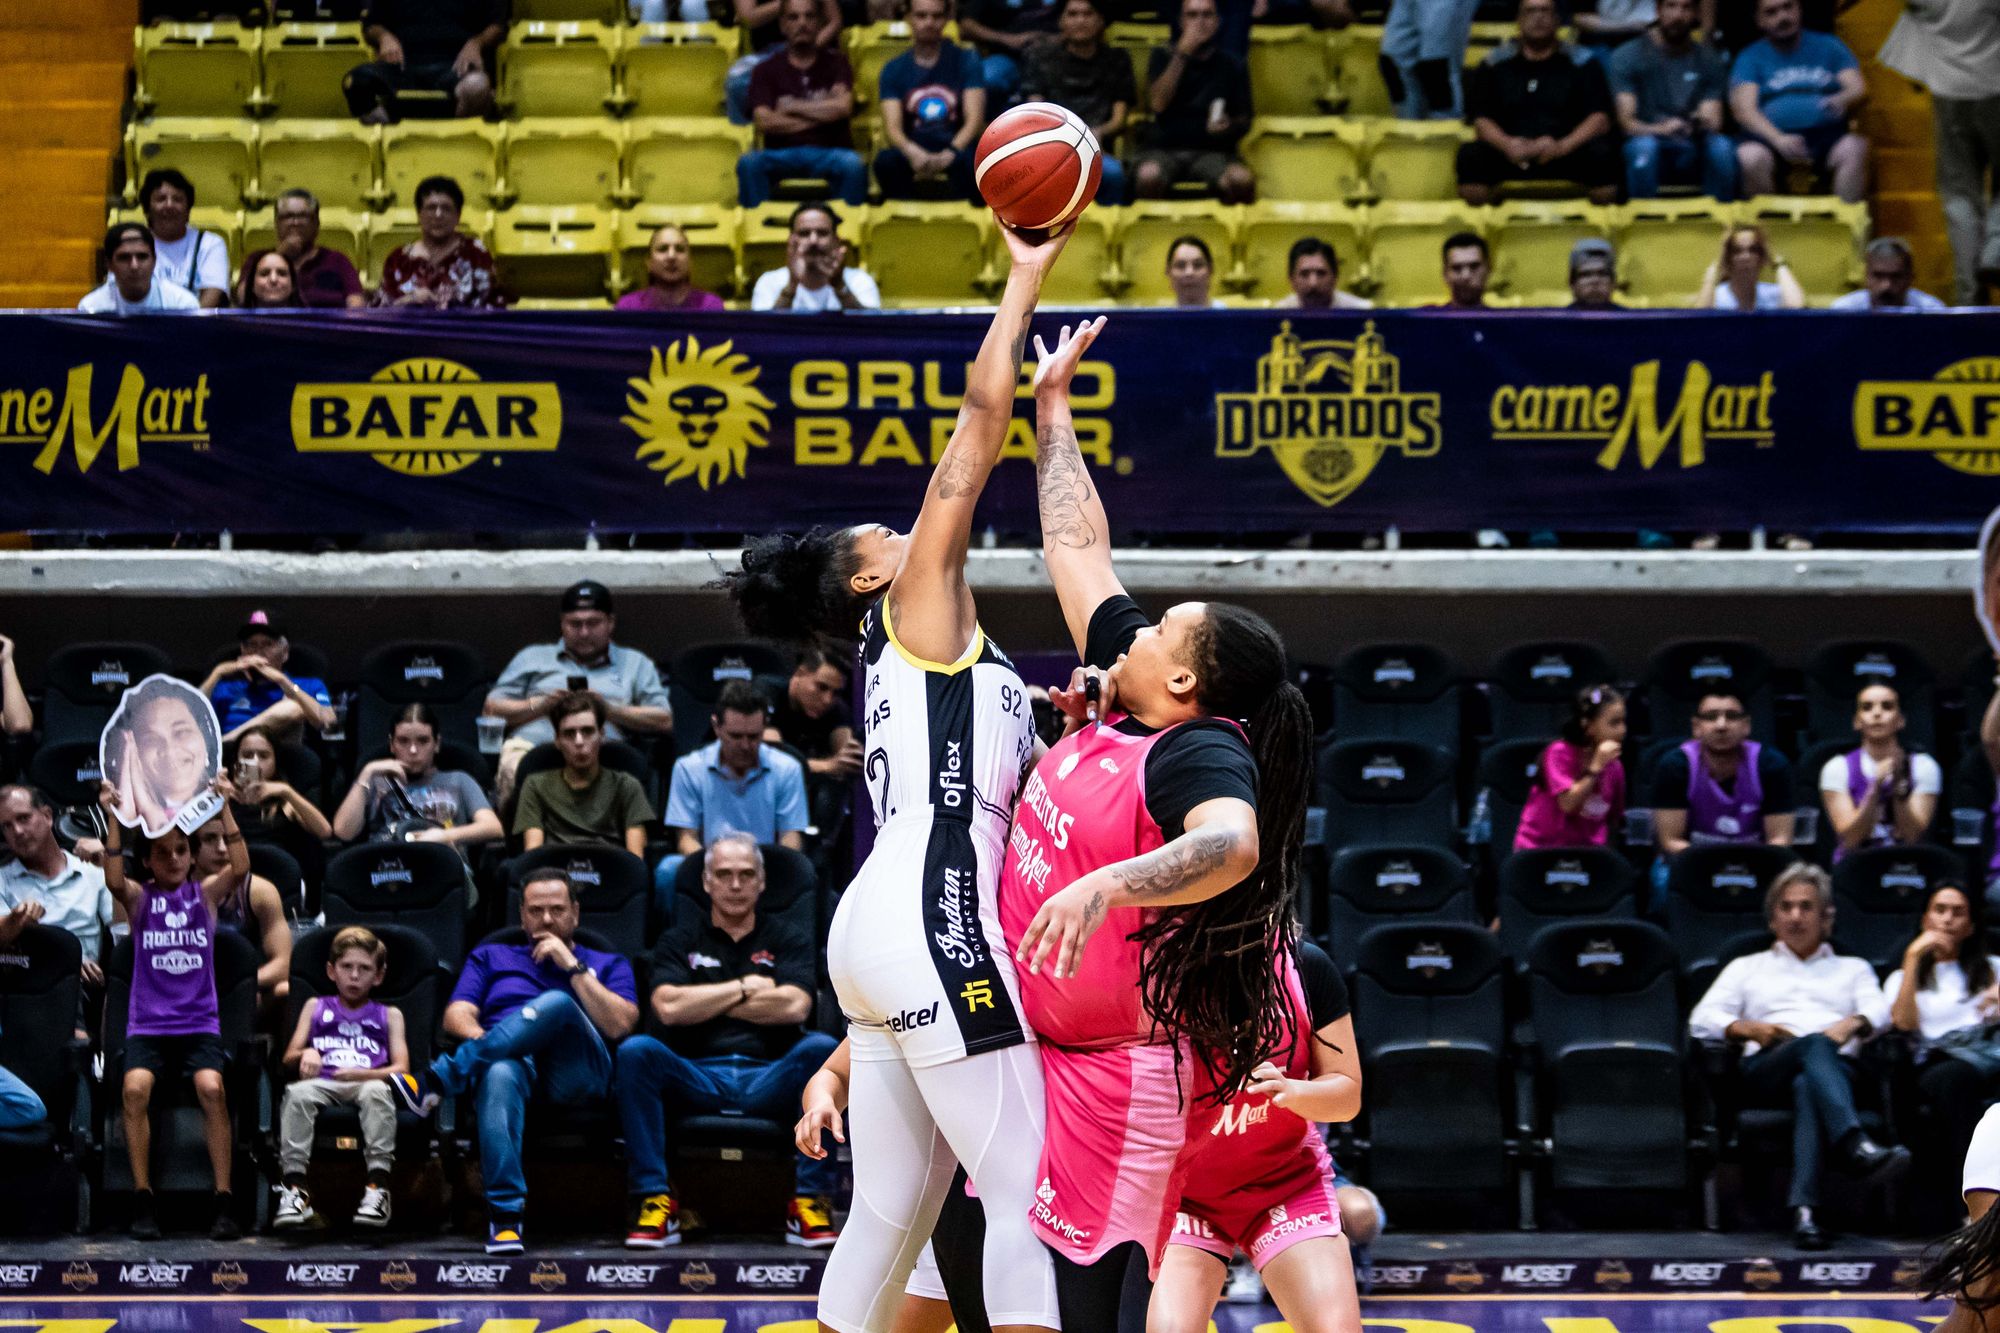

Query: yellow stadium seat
[[1612, 196, 1732, 306], [1106, 24, 1170, 108], [738, 201, 866, 288], [847, 22, 960, 107], [258, 23, 370, 118], [617, 204, 741, 299], [514, 297, 618, 309], [864, 202, 997, 307], [241, 205, 366, 268], [1037, 207, 1117, 305], [504, 118, 625, 208], [1489, 199, 1611, 306], [512, 0, 624, 19], [500, 21, 619, 118], [1234, 200, 1367, 300], [1247, 25, 1335, 116], [135, 22, 259, 118], [494, 205, 618, 300], [365, 206, 496, 284], [1742, 195, 1869, 304], [1327, 26, 1390, 117], [258, 120, 380, 212], [621, 23, 738, 118], [1365, 200, 1484, 305], [625, 118, 754, 207], [1366, 119, 1470, 201], [1115, 200, 1238, 303], [125, 119, 259, 209], [379, 121, 505, 210], [1241, 118, 1368, 203]]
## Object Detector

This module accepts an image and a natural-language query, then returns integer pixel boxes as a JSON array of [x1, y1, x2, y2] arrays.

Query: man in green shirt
[[515, 694, 653, 858]]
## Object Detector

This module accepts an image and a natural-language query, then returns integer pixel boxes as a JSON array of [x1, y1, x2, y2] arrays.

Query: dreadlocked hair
[[1130, 602, 1316, 1106], [716, 527, 870, 650], [1919, 1194, 2000, 1311]]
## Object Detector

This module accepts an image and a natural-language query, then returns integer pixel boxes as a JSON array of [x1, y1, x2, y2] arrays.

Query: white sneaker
[[273, 1184, 315, 1230], [353, 1184, 391, 1229], [1223, 1259, 1265, 1304]]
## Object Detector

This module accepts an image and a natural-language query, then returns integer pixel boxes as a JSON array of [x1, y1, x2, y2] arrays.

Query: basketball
[[973, 101, 1104, 232]]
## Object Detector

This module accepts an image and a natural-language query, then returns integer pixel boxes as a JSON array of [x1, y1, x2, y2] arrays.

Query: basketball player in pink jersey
[[1000, 318, 1318, 1331], [1153, 937, 1362, 1333]]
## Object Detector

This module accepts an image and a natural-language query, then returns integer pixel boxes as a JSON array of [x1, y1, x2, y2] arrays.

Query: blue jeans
[[1380, 0, 1481, 119], [615, 1031, 841, 1199], [652, 854, 688, 930], [433, 989, 615, 1217], [1096, 155, 1129, 207], [737, 145, 869, 206], [0, 1064, 44, 1130], [1624, 133, 1739, 201], [1742, 1033, 1863, 1209]]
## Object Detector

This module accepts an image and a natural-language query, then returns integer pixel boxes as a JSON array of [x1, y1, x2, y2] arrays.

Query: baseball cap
[[1570, 237, 1616, 277], [236, 609, 287, 642], [562, 580, 615, 614]]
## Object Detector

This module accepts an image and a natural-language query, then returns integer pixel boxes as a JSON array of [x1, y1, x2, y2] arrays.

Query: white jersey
[[827, 599, 1037, 1068]]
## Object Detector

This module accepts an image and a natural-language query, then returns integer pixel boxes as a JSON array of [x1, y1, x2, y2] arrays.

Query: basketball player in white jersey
[[723, 220, 1072, 1333]]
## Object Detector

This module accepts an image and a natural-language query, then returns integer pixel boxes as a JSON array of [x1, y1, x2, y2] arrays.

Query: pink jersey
[[1513, 738, 1625, 851], [1178, 954, 1326, 1201]]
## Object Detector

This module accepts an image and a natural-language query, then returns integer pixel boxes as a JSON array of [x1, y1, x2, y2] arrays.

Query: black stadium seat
[[1947, 748, 1996, 876], [673, 842, 821, 947], [355, 640, 491, 762], [1487, 641, 1617, 743], [248, 841, 308, 923], [1831, 844, 1968, 970], [1475, 737, 1547, 855], [1331, 642, 1461, 755], [1665, 844, 1800, 984], [40, 642, 175, 747], [1316, 737, 1457, 855], [667, 642, 791, 757], [1497, 847, 1639, 962], [322, 841, 471, 975], [1642, 640, 1775, 746], [26, 739, 104, 812], [1523, 919, 1692, 1195], [0, 925, 90, 1234], [509, 844, 652, 958], [1803, 640, 1936, 751], [1322, 844, 1476, 975]]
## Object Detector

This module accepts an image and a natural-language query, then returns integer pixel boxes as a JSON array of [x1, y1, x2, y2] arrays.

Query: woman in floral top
[[372, 175, 505, 310]]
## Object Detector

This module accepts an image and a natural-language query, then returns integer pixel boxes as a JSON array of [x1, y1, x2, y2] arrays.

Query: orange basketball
[[973, 101, 1103, 232]]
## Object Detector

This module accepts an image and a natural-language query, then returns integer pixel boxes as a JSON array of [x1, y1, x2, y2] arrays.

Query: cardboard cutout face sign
[[100, 674, 224, 839], [1981, 506, 2000, 660]]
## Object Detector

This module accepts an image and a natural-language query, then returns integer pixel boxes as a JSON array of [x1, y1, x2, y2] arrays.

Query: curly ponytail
[[1132, 602, 1315, 1104], [717, 527, 870, 649], [1920, 1197, 2000, 1311]]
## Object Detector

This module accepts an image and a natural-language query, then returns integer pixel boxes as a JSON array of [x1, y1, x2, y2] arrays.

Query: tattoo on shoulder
[[1035, 422, 1099, 550], [1110, 831, 1235, 899]]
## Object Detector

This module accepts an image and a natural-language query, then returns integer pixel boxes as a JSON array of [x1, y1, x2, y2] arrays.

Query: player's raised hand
[[1000, 219, 1075, 274], [1032, 316, 1107, 393]]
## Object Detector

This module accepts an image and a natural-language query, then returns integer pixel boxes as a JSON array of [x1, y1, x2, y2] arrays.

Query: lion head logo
[[623, 337, 775, 490]]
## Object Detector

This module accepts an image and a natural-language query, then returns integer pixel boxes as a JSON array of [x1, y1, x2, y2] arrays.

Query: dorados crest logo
[[1215, 321, 1441, 507], [1853, 356, 2000, 475], [623, 337, 775, 490], [291, 357, 561, 476]]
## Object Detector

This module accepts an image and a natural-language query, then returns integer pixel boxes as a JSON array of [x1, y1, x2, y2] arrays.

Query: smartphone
[[566, 674, 588, 692], [234, 758, 260, 788]]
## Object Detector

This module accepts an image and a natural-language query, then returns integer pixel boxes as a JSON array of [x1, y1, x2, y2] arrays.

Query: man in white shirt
[[1830, 237, 1950, 310], [0, 785, 114, 1036], [1689, 862, 1909, 1250], [77, 225, 203, 316], [749, 203, 881, 312], [136, 168, 231, 308]]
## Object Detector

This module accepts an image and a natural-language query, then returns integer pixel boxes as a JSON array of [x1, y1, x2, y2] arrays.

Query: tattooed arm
[[890, 224, 1071, 667], [1032, 317, 1124, 658]]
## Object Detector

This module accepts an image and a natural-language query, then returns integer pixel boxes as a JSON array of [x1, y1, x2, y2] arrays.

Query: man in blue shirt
[[876, 0, 988, 200], [431, 868, 638, 1254], [199, 611, 335, 744], [657, 681, 807, 921], [1730, 0, 1869, 201]]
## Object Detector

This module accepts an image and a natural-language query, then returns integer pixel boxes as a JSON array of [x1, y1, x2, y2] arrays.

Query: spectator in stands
[[657, 682, 808, 917], [344, 0, 503, 124], [749, 203, 883, 311], [1879, 0, 2000, 305], [1609, 0, 1736, 200], [1696, 224, 1806, 308], [961, 0, 1062, 104], [615, 833, 842, 1249], [192, 814, 293, 1028], [1515, 683, 1626, 851], [1688, 863, 1909, 1250], [1729, 0, 1868, 203], [1380, 0, 1481, 119], [486, 580, 672, 805], [264, 190, 366, 310], [0, 1058, 43, 1134], [616, 225, 726, 312], [333, 704, 503, 853], [1275, 238, 1372, 309], [722, 0, 841, 124], [1020, 0, 1135, 204], [234, 251, 303, 311], [138, 169, 230, 308], [373, 177, 504, 310], [1167, 235, 1224, 307], [0, 636, 30, 738], [226, 728, 333, 890], [1436, 231, 1492, 308], [1575, 0, 1656, 56], [1566, 237, 1623, 309], [275, 925, 414, 1232], [736, 0, 868, 208], [1884, 881, 2000, 1229], [98, 777, 250, 1241], [1457, 0, 1620, 207], [78, 224, 200, 315], [429, 866, 638, 1254], [1135, 0, 1256, 203], [1648, 690, 1795, 911], [200, 611, 335, 745], [759, 648, 861, 782], [1821, 681, 1940, 860], [875, 0, 988, 201], [1831, 237, 1948, 310], [0, 786, 112, 1030], [515, 692, 654, 858]]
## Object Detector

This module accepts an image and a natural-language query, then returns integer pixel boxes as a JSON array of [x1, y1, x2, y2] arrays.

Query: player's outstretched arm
[[891, 223, 1071, 666], [1032, 317, 1121, 659]]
